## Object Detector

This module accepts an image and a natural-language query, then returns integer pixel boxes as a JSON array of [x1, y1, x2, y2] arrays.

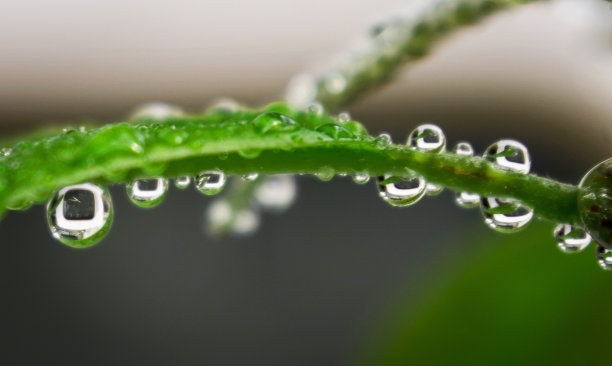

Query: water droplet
[[251, 112, 298, 134], [314, 123, 355, 140], [323, 71, 347, 94], [452, 142, 479, 208], [307, 103, 324, 116], [207, 98, 240, 113], [127, 178, 168, 208], [195, 171, 227, 195], [130, 102, 184, 121], [408, 123, 446, 153], [597, 245, 612, 270], [337, 112, 351, 123], [425, 183, 443, 196], [483, 139, 531, 174], [377, 173, 426, 207], [481, 197, 533, 233], [254, 175, 297, 212], [352, 173, 370, 185], [175, 176, 191, 189], [375, 132, 392, 147], [285, 73, 317, 109], [242, 173, 259, 182], [554, 224, 592, 253], [316, 167, 335, 182], [47, 183, 113, 248]]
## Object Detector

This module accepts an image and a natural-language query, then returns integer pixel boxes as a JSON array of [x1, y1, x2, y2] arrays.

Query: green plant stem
[[289, 0, 542, 110], [0, 104, 580, 226]]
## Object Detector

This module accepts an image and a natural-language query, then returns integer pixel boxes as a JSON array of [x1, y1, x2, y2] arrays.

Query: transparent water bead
[[206, 200, 260, 236], [452, 142, 479, 208], [242, 173, 259, 182], [408, 124, 446, 153], [377, 173, 426, 207], [130, 102, 184, 121], [307, 103, 324, 116], [127, 178, 168, 208], [481, 197, 534, 233], [195, 171, 227, 195], [47, 183, 113, 248], [337, 112, 351, 123], [426, 183, 443, 196], [175, 176, 191, 190], [483, 139, 531, 174], [596, 245, 612, 270], [254, 175, 297, 212], [352, 173, 370, 185], [554, 224, 592, 253]]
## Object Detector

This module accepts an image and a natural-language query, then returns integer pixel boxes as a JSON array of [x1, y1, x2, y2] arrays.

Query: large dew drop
[[127, 178, 168, 208], [554, 224, 592, 253], [481, 197, 534, 233], [254, 175, 297, 212], [377, 174, 426, 207], [47, 183, 113, 248], [195, 171, 227, 195], [596, 245, 612, 270], [251, 112, 298, 134], [408, 124, 446, 153], [480, 139, 533, 233], [452, 142, 480, 208], [483, 139, 530, 174]]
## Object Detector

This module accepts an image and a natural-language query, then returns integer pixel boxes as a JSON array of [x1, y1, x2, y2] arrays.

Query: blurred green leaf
[[362, 222, 612, 366]]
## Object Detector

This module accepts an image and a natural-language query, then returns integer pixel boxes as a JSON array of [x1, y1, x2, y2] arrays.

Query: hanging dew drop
[[352, 173, 370, 185], [175, 176, 191, 189], [242, 173, 259, 182], [408, 124, 446, 153], [377, 173, 426, 207], [425, 183, 443, 196], [481, 197, 533, 233], [554, 224, 592, 253], [254, 175, 297, 212], [195, 171, 227, 195], [316, 167, 335, 182], [596, 245, 612, 270], [127, 178, 168, 208], [46, 183, 113, 248], [452, 142, 480, 208]]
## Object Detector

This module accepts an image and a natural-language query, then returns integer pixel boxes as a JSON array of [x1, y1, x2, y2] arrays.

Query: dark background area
[[1, 0, 612, 365]]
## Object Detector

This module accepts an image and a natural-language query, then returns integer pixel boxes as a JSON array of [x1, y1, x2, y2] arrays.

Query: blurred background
[[1, 0, 612, 364]]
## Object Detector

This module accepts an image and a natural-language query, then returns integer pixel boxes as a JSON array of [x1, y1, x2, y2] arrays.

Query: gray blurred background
[[1, 0, 611, 365]]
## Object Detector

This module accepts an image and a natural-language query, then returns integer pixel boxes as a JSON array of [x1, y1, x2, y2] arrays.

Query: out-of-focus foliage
[[363, 222, 612, 365]]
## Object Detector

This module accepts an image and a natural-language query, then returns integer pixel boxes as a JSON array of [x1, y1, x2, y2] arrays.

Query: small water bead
[[207, 98, 240, 113], [175, 176, 191, 189], [251, 112, 298, 134], [554, 224, 592, 253], [127, 178, 168, 208], [316, 167, 335, 182], [195, 171, 227, 195], [314, 123, 355, 140], [47, 183, 113, 248], [481, 197, 534, 233], [242, 173, 259, 182], [130, 102, 184, 121], [352, 173, 370, 185], [452, 142, 480, 208], [337, 112, 351, 123], [408, 124, 446, 153], [425, 183, 443, 196], [377, 173, 426, 207], [307, 103, 324, 116], [375, 132, 392, 147], [596, 245, 612, 270], [483, 139, 531, 174], [254, 175, 297, 212]]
